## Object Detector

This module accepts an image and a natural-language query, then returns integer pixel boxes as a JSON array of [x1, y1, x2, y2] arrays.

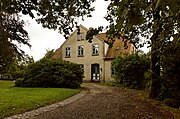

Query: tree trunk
[[149, 5, 163, 98], [149, 48, 161, 98]]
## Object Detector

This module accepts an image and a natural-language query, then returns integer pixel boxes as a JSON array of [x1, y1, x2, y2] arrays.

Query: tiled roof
[[51, 47, 62, 59], [96, 33, 133, 59], [96, 33, 108, 41]]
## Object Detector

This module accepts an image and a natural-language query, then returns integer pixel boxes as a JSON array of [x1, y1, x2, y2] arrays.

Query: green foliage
[[106, 0, 180, 48], [1, 0, 96, 38], [85, 26, 103, 43], [15, 59, 83, 88], [4, 56, 34, 80], [112, 53, 150, 89], [42, 49, 55, 60], [0, 12, 30, 73], [0, 0, 95, 74], [105, 0, 180, 99], [157, 41, 180, 100]]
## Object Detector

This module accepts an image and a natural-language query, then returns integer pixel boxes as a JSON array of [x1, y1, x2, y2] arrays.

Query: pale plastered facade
[[53, 25, 134, 82]]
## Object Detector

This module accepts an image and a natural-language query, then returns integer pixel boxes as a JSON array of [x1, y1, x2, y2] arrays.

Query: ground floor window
[[111, 67, 115, 76], [80, 64, 84, 72]]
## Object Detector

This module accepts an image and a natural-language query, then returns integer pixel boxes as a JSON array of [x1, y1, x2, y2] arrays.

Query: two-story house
[[52, 25, 135, 82]]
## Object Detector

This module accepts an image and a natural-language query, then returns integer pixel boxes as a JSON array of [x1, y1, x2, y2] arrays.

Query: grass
[[0, 80, 80, 119]]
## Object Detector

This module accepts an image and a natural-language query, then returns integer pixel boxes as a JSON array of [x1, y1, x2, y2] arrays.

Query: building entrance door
[[91, 64, 100, 81]]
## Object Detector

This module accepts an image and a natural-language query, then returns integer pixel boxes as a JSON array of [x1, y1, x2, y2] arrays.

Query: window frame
[[77, 34, 81, 41], [81, 32, 85, 40], [77, 32, 85, 41], [111, 66, 115, 76], [78, 45, 84, 57], [65, 47, 71, 58], [92, 44, 99, 55], [80, 64, 84, 72]]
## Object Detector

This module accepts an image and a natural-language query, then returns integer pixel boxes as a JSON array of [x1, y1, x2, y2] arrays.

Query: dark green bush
[[15, 78, 23, 87], [158, 42, 180, 100], [164, 98, 180, 109], [112, 53, 150, 89], [15, 59, 83, 88]]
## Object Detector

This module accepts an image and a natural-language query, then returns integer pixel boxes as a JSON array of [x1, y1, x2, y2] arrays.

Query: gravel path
[[32, 83, 174, 119]]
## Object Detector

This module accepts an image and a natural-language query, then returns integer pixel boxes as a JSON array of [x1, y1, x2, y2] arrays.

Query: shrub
[[112, 53, 150, 89], [15, 59, 83, 88], [158, 42, 180, 100], [15, 78, 23, 87]]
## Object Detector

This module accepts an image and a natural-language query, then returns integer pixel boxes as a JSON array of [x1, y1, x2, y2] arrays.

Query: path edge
[[4, 88, 88, 119]]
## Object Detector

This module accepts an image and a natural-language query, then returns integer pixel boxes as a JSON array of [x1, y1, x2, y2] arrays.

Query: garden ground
[[0, 80, 80, 119], [22, 83, 180, 119]]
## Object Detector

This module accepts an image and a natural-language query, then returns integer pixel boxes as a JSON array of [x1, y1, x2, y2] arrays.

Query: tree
[[7, 55, 34, 80], [0, 11, 30, 73], [159, 41, 180, 100], [103, 0, 180, 98], [0, 0, 96, 72], [86, 0, 179, 98], [1, 0, 96, 38], [42, 49, 55, 60]]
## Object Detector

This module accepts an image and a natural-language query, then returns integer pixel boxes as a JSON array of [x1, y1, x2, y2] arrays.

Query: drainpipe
[[103, 41, 105, 83]]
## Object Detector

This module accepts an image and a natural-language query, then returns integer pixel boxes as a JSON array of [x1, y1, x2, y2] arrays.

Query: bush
[[112, 53, 150, 89], [158, 42, 180, 100], [15, 59, 83, 88], [15, 78, 23, 87], [164, 98, 180, 109]]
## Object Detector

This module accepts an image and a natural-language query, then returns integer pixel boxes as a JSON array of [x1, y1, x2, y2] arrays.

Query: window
[[111, 67, 115, 76], [80, 64, 84, 72], [77, 34, 81, 41], [78, 45, 84, 56], [81, 32, 85, 40], [80, 64, 84, 77], [92, 44, 99, 55], [77, 32, 85, 41], [65, 47, 70, 57]]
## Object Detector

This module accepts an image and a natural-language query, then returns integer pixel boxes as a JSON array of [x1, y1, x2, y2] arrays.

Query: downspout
[[103, 41, 105, 83]]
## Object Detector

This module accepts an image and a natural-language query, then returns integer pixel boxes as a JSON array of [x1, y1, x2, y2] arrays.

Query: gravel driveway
[[32, 83, 174, 119]]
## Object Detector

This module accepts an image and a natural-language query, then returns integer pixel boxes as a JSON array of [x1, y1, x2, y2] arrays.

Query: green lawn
[[0, 80, 80, 119]]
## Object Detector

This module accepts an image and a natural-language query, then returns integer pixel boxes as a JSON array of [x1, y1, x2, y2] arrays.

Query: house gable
[[54, 25, 106, 61], [51, 25, 89, 59], [52, 24, 134, 82]]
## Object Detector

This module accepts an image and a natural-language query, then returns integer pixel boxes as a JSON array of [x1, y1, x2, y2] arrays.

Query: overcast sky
[[21, 0, 110, 61]]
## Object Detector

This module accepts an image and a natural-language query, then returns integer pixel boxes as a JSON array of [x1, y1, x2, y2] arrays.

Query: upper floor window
[[78, 45, 84, 56], [77, 32, 85, 41], [65, 47, 70, 57], [77, 34, 81, 41], [81, 32, 85, 40], [92, 44, 99, 55]]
